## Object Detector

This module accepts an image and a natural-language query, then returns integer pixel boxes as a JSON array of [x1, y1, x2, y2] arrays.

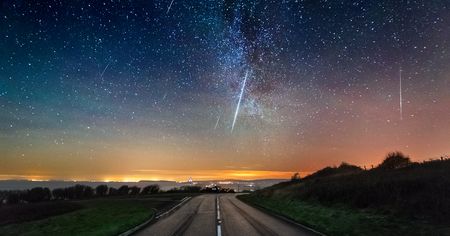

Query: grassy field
[[0, 199, 155, 236], [0, 201, 83, 226]]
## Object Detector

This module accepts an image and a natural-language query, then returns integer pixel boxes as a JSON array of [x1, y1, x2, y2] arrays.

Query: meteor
[[399, 67, 402, 120], [214, 115, 220, 131], [231, 71, 249, 133], [100, 61, 111, 78], [166, 0, 175, 14]]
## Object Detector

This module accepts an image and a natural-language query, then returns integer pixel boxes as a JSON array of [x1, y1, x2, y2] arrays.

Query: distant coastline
[[0, 179, 288, 192]]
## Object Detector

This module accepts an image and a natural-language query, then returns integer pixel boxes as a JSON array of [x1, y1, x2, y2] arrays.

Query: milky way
[[1, 0, 449, 181]]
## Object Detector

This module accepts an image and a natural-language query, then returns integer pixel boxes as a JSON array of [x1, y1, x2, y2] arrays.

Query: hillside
[[238, 155, 450, 236]]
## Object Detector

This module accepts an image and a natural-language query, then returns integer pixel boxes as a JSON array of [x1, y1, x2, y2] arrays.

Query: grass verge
[[0, 200, 153, 236], [238, 194, 450, 236]]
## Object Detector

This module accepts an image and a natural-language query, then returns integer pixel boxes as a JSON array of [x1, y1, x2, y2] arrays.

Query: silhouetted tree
[[64, 186, 76, 199], [150, 185, 159, 194], [19, 190, 29, 202], [7, 191, 20, 204], [291, 172, 301, 180], [52, 188, 65, 200], [129, 186, 141, 195], [151, 185, 159, 194], [141, 184, 160, 194], [95, 185, 109, 196], [141, 186, 151, 195], [27, 187, 52, 202], [74, 184, 85, 199], [117, 185, 130, 195], [378, 151, 411, 170], [108, 187, 117, 196], [83, 186, 94, 198]]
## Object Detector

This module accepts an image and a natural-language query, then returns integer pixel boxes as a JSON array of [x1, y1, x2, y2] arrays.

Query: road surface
[[134, 194, 322, 236]]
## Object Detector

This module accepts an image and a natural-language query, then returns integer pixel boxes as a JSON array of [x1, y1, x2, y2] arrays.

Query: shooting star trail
[[231, 71, 249, 133], [399, 66, 402, 120], [166, 0, 175, 14], [214, 115, 220, 131], [100, 61, 111, 78]]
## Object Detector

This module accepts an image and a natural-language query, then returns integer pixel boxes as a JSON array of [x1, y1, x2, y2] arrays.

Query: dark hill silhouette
[[256, 153, 450, 224]]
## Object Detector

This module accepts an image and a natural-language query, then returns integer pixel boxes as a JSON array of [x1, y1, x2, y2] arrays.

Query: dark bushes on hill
[[258, 154, 450, 223], [377, 151, 411, 170]]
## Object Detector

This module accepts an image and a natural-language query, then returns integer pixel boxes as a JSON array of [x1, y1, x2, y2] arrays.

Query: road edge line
[[119, 196, 192, 236], [118, 208, 157, 236]]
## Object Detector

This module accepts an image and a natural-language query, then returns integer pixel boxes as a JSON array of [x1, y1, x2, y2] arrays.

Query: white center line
[[217, 197, 220, 220], [217, 196, 222, 236]]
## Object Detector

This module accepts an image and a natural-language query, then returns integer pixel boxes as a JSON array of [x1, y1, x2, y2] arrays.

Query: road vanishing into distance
[[133, 194, 322, 236]]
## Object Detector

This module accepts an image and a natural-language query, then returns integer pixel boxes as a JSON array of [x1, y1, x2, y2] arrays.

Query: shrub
[[108, 187, 118, 196], [117, 185, 130, 195], [291, 172, 301, 180], [52, 188, 65, 200], [338, 162, 363, 173], [378, 151, 411, 170], [141, 185, 159, 195], [27, 187, 52, 203], [95, 185, 108, 196], [129, 186, 141, 195]]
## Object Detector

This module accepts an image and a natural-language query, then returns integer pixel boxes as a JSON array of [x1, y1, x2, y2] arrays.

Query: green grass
[[0, 200, 153, 236], [238, 194, 450, 236]]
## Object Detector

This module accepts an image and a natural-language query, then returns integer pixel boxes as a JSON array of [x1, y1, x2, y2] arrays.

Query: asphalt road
[[134, 194, 322, 236]]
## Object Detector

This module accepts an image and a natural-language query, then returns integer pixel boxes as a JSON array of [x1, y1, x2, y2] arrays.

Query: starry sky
[[1, 0, 449, 181]]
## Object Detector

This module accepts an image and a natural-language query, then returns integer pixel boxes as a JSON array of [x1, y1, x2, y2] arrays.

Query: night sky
[[1, 0, 449, 181]]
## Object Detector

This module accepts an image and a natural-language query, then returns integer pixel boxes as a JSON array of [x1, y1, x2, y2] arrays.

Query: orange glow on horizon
[[0, 170, 313, 182]]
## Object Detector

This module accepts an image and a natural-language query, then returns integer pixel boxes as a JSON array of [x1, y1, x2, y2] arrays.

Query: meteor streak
[[166, 0, 175, 14], [399, 67, 402, 120], [214, 115, 220, 130], [231, 71, 249, 133], [100, 61, 111, 78]]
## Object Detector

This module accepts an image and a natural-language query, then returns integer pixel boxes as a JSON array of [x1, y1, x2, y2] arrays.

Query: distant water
[[0, 179, 287, 192]]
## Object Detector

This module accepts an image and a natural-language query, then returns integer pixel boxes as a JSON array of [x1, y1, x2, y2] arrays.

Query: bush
[[117, 185, 130, 195], [27, 187, 52, 203], [140, 185, 160, 195], [291, 172, 301, 180], [95, 185, 108, 196], [378, 151, 411, 170], [52, 188, 65, 200], [108, 187, 118, 196], [7, 191, 20, 204], [338, 162, 363, 173], [83, 186, 94, 198], [129, 186, 141, 195]]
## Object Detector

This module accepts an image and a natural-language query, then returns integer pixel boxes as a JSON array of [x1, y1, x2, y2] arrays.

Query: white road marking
[[155, 196, 191, 219], [217, 196, 222, 236]]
